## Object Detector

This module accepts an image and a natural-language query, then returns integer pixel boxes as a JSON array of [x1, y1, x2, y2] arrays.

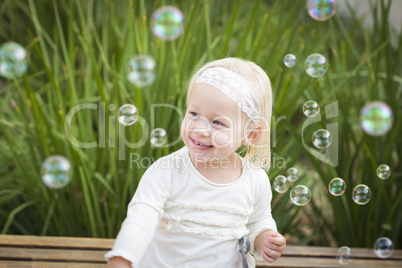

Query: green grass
[[0, 0, 401, 248]]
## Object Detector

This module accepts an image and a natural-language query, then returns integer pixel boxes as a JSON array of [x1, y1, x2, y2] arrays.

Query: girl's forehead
[[188, 83, 251, 122], [189, 83, 238, 108]]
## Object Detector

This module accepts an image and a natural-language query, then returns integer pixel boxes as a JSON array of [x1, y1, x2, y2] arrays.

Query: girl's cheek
[[180, 120, 187, 138], [212, 131, 231, 147]]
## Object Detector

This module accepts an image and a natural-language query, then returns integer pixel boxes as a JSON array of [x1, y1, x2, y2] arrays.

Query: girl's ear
[[242, 124, 262, 146]]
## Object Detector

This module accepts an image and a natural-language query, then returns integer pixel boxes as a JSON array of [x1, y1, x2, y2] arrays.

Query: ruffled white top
[[104, 147, 277, 268]]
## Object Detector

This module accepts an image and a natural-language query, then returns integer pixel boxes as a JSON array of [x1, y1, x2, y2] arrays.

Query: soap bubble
[[329, 178, 346, 196], [307, 0, 337, 21], [152, 6, 184, 40], [273, 175, 289, 193], [305, 53, 328, 77], [336, 246, 353, 265], [374, 237, 394, 258], [286, 167, 298, 182], [41, 156, 72, 189], [290, 185, 311, 206], [284, 54, 297, 67], [360, 101, 393, 136], [127, 54, 156, 88], [303, 100, 320, 117], [352, 184, 372, 205], [0, 42, 29, 79], [118, 104, 138, 126], [377, 164, 391, 180], [150, 128, 168, 147], [312, 129, 332, 149]]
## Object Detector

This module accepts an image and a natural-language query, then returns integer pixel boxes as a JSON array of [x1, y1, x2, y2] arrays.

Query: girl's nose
[[192, 125, 212, 137], [190, 117, 212, 136], [198, 128, 211, 137]]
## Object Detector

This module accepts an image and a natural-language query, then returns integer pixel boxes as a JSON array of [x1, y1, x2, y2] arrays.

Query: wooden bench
[[0, 235, 401, 267]]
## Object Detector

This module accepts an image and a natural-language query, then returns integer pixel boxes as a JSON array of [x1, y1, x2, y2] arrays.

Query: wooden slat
[[0, 261, 106, 267], [1, 235, 401, 268], [281, 245, 402, 260], [0, 247, 107, 263], [256, 257, 402, 267], [0, 235, 114, 250]]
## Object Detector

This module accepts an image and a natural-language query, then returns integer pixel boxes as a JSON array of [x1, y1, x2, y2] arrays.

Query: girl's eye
[[213, 120, 223, 126], [189, 112, 198, 117]]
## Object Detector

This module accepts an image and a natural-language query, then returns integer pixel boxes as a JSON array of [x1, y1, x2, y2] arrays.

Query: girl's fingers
[[261, 250, 276, 263], [267, 234, 286, 247], [260, 231, 286, 263], [268, 243, 285, 254], [264, 237, 285, 250], [262, 247, 281, 260]]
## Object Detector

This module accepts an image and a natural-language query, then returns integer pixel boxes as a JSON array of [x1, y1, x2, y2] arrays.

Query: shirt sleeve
[[246, 169, 277, 260], [104, 157, 173, 267]]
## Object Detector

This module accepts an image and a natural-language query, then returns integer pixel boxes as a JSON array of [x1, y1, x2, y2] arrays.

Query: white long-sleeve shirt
[[105, 146, 277, 268]]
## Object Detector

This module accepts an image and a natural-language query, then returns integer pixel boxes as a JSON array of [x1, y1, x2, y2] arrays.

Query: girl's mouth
[[191, 138, 213, 149]]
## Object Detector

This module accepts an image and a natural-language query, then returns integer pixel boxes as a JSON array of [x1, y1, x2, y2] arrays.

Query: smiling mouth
[[191, 138, 213, 148]]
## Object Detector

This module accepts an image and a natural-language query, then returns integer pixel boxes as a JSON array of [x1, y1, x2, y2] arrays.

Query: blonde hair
[[186, 57, 273, 169]]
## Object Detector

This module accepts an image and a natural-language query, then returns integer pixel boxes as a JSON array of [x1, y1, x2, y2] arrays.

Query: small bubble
[[127, 54, 156, 88], [150, 128, 168, 147], [152, 6, 184, 40], [360, 101, 393, 136], [352, 184, 372, 205], [284, 54, 297, 67], [307, 0, 336, 21], [312, 129, 332, 149], [286, 167, 298, 182], [305, 53, 328, 77], [273, 175, 289, 193], [374, 237, 394, 258], [303, 100, 320, 117], [329, 178, 346, 196], [118, 104, 138, 126], [41, 156, 72, 189], [290, 185, 311, 206], [336, 246, 353, 265], [108, 104, 116, 111], [377, 164, 391, 180], [0, 42, 29, 79]]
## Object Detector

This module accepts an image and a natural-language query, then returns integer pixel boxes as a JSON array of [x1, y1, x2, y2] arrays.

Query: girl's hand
[[255, 230, 286, 263], [108, 256, 131, 268]]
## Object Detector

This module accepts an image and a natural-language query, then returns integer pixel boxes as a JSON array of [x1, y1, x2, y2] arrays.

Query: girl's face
[[180, 83, 253, 166]]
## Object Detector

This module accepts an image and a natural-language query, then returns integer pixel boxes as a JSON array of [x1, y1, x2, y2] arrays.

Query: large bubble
[[127, 54, 156, 88], [0, 42, 29, 79], [303, 100, 320, 117], [329, 178, 346, 196], [306, 0, 337, 21], [118, 104, 138, 126], [150, 128, 168, 147], [41, 156, 72, 189], [152, 6, 184, 41], [305, 53, 328, 77], [273, 175, 289, 193], [360, 101, 393, 136], [312, 129, 332, 149], [374, 237, 394, 258], [352, 184, 372, 205], [290, 185, 311, 206]]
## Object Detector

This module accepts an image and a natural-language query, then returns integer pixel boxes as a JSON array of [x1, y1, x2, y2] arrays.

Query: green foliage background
[[1, 0, 401, 249]]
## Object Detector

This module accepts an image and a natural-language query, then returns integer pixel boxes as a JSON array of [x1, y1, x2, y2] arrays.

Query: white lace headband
[[195, 67, 260, 123]]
